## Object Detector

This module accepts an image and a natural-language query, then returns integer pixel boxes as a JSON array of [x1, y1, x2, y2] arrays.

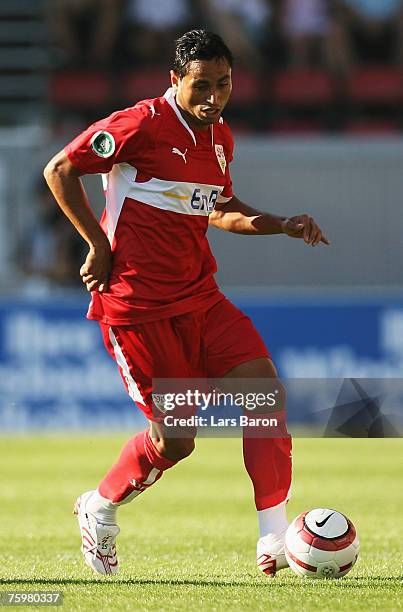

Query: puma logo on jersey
[[172, 147, 188, 163]]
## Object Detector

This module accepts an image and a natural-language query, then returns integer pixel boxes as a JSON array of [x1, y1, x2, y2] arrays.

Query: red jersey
[[65, 87, 234, 324]]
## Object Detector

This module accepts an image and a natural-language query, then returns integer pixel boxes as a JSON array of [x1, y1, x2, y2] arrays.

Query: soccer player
[[44, 29, 329, 577]]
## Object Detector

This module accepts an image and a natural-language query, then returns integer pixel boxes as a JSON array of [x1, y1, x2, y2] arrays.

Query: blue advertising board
[[1, 293, 403, 431]]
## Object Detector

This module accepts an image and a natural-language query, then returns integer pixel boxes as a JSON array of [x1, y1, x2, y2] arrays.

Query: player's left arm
[[209, 195, 330, 246]]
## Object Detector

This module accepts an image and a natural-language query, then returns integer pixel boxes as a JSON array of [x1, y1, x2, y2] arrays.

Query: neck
[[175, 95, 210, 132]]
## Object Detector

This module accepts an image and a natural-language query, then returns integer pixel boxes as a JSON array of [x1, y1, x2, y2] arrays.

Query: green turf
[[1, 436, 402, 611]]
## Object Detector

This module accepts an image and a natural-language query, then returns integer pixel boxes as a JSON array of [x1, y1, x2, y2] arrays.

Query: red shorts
[[99, 297, 270, 421]]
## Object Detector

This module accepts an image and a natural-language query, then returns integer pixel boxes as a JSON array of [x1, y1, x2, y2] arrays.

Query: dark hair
[[173, 29, 233, 77]]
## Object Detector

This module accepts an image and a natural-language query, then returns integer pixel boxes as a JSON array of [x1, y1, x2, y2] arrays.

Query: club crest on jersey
[[215, 144, 226, 174], [90, 131, 115, 158]]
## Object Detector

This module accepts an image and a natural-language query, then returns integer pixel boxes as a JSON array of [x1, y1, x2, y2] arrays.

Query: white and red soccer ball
[[285, 508, 359, 579]]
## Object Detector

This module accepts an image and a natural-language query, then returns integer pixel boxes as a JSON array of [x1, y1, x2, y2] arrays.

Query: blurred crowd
[[46, 0, 403, 134], [17, 178, 87, 292], [47, 0, 403, 74]]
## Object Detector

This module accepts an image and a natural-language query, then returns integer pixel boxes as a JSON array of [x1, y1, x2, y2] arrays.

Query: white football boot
[[257, 529, 289, 578], [74, 490, 120, 575]]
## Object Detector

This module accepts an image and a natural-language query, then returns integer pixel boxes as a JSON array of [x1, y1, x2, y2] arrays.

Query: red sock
[[99, 430, 176, 504], [243, 424, 292, 511]]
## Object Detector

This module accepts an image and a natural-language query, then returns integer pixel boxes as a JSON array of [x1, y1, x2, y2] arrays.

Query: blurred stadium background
[[1, 0, 403, 431]]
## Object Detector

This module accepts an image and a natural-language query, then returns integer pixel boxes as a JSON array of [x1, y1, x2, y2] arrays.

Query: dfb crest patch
[[90, 131, 115, 158]]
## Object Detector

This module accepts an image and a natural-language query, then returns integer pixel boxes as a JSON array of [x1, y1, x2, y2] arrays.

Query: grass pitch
[[1, 436, 402, 611]]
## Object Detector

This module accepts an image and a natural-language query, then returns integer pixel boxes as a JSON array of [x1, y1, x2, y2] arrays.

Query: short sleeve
[[217, 123, 234, 203], [64, 105, 151, 174]]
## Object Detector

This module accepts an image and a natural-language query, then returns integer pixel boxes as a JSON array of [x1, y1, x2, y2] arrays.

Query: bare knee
[[222, 358, 287, 414], [153, 436, 195, 462]]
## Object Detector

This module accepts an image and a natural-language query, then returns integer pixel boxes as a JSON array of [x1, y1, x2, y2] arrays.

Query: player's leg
[[205, 299, 292, 577], [96, 318, 201, 504], [75, 317, 200, 575], [222, 357, 292, 577], [77, 428, 195, 575]]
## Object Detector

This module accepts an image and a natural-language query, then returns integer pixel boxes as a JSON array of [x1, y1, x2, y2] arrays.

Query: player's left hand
[[281, 215, 330, 246]]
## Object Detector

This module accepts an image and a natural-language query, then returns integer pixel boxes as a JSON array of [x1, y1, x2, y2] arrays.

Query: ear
[[170, 70, 179, 89]]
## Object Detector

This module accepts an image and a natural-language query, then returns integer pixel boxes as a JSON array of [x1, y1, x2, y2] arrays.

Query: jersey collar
[[163, 87, 223, 147]]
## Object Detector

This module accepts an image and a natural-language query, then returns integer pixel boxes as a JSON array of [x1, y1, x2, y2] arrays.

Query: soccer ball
[[285, 508, 359, 579]]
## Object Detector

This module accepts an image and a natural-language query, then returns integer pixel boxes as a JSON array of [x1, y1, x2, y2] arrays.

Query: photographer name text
[[163, 415, 278, 428]]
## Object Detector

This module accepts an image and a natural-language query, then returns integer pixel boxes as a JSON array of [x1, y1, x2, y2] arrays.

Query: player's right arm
[[44, 104, 151, 292], [43, 150, 112, 292]]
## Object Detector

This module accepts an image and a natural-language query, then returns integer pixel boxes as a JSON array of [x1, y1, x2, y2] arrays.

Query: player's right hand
[[80, 242, 112, 293]]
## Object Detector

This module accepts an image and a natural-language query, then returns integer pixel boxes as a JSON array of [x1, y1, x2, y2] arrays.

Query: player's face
[[171, 58, 232, 129]]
